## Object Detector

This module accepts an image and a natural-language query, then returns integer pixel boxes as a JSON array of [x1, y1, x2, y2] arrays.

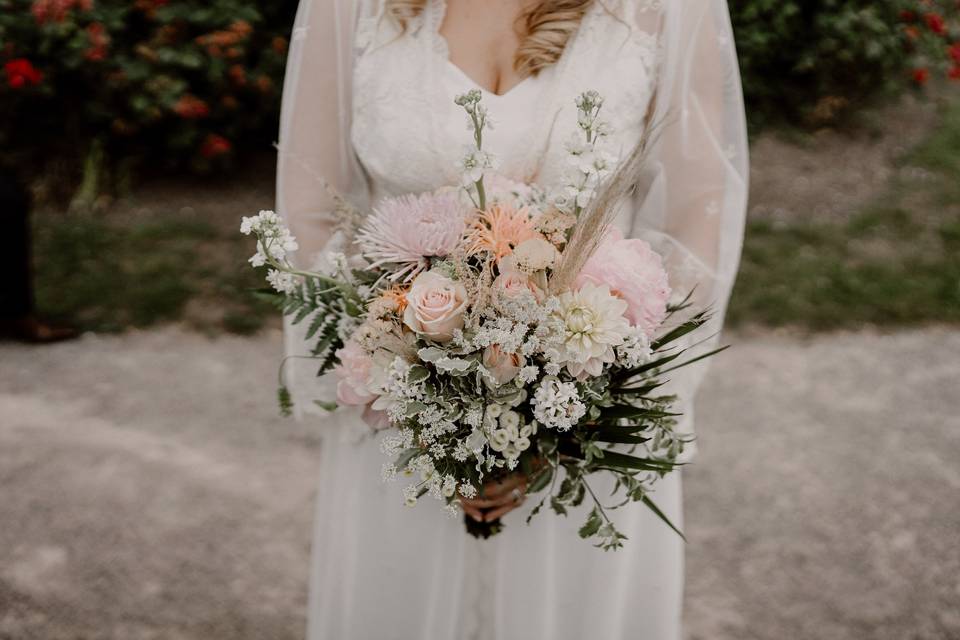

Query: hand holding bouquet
[[244, 90, 724, 550]]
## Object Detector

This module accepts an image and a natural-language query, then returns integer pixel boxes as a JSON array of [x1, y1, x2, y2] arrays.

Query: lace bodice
[[351, 0, 661, 202]]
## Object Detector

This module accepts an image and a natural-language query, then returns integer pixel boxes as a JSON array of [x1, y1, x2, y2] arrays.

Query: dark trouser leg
[[0, 165, 33, 320]]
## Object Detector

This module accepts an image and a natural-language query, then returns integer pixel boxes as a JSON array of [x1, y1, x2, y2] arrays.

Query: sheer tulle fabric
[[275, 1, 747, 638]]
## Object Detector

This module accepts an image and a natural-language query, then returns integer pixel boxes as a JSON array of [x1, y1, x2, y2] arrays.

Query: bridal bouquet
[[243, 90, 722, 550]]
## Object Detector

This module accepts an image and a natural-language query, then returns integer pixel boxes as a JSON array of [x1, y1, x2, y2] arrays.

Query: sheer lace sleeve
[[275, 0, 378, 416], [626, 0, 750, 410], [276, 0, 374, 269]]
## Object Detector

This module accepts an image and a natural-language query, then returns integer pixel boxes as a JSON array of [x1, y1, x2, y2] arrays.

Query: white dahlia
[[553, 282, 630, 378]]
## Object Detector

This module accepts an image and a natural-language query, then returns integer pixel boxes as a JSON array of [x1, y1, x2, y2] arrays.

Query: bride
[[275, 0, 748, 638]]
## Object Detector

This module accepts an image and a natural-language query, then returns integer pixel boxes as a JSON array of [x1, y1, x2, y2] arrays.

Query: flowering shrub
[[2, 1, 959, 179], [899, 2, 960, 85], [0, 0, 296, 175], [730, 0, 960, 127]]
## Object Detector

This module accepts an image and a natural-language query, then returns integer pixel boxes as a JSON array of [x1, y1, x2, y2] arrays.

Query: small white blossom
[[519, 365, 539, 384], [381, 463, 398, 482], [266, 269, 299, 294], [402, 484, 419, 507], [532, 378, 587, 431], [456, 145, 498, 186]]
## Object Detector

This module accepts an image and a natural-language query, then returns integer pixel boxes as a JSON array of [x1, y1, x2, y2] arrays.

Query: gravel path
[[1, 328, 958, 640]]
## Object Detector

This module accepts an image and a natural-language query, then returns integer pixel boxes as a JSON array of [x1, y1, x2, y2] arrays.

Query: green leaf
[[527, 465, 554, 493], [655, 345, 731, 376], [641, 495, 686, 542], [614, 351, 684, 381], [408, 365, 430, 384], [597, 450, 681, 472], [578, 508, 603, 538], [592, 431, 652, 445], [597, 404, 680, 422], [650, 312, 711, 350], [610, 380, 668, 397]]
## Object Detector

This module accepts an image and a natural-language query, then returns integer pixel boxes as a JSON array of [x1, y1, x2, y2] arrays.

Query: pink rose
[[333, 340, 376, 406], [493, 269, 543, 301], [402, 271, 468, 343], [574, 227, 671, 337], [482, 344, 524, 386]]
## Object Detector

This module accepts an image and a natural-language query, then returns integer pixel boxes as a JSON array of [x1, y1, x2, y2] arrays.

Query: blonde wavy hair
[[386, 0, 595, 77]]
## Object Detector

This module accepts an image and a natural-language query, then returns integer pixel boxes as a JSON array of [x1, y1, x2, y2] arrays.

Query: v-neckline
[[429, 0, 533, 99]]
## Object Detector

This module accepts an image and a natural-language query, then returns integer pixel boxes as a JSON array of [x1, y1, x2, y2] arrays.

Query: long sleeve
[[276, 0, 371, 269], [628, 0, 750, 430], [275, 0, 375, 416]]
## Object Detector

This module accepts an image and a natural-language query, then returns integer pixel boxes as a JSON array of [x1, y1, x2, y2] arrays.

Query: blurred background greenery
[[2, 0, 959, 335]]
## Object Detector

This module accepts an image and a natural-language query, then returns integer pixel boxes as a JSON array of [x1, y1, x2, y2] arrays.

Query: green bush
[[0, 0, 296, 179], [730, 0, 960, 127], [2, 0, 959, 187]]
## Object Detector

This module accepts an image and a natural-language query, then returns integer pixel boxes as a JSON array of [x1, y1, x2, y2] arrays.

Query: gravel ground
[[0, 327, 958, 640]]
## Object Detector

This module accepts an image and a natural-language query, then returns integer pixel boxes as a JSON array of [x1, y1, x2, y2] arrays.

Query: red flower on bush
[[228, 64, 247, 86], [172, 94, 210, 119], [949, 42, 960, 63], [913, 67, 931, 85], [200, 134, 232, 159], [84, 22, 110, 62], [31, 0, 93, 24], [925, 13, 947, 35], [4, 59, 44, 89]]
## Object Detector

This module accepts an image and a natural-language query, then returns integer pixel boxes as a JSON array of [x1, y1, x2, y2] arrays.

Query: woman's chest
[[350, 4, 661, 199]]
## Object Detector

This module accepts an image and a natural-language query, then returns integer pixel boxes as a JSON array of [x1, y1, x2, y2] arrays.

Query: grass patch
[[728, 100, 960, 330], [33, 213, 276, 334]]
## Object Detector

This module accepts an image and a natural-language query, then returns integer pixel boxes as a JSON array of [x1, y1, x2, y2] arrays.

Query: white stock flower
[[456, 145, 498, 186]]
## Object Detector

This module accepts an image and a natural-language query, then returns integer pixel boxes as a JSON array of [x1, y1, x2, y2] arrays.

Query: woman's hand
[[460, 473, 527, 522]]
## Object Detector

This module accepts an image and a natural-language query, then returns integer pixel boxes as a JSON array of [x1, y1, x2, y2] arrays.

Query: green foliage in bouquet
[[0, 0, 295, 182]]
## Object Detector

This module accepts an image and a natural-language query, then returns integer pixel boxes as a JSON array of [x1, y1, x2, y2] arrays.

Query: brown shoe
[[0, 315, 79, 344]]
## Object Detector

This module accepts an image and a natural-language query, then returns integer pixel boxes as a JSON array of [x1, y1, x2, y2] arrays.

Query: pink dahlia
[[357, 191, 467, 281], [574, 227, 670, 338]]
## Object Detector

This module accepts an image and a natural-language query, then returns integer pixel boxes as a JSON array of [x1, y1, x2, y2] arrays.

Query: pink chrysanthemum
[[357, 191, 467, 281]]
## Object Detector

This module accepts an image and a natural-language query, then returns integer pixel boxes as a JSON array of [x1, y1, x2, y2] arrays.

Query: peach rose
[[493, 269, 543, 301], [402, 271, 468, 343], [333, 340, 376, 406], [482, 344, 524, 386]]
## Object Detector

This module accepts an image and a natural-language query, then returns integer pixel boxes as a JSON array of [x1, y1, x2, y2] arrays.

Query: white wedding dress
[[274, 1, 748, 639]]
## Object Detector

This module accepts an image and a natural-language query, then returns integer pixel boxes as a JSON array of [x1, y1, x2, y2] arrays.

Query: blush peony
[[333, 340, 377, 406], [403, 271, 468, 343], [574, 227, 670, 337]]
